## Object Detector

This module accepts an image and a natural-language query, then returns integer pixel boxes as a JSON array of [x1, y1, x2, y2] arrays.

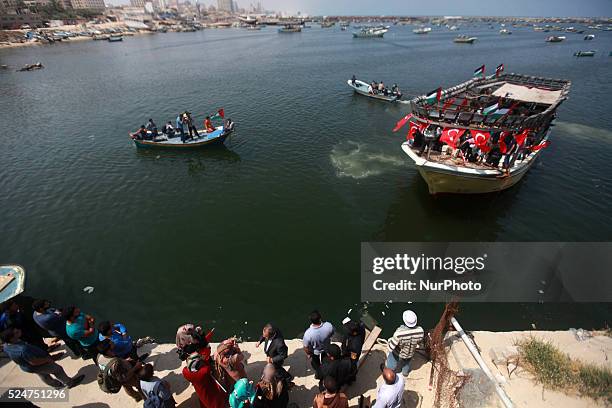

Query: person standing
[[63, 306, 98, 358], [303, 310, 334, 378], [371, 368, 405, 408], [0, 327, 84, 388], [257, 323, 293, 384], [182, 352, 227, 408], [312, 376, 349, 408], [1, 298, 48, 351], [255, 363, 289, 408], [341, 319, 366, 377], [215, 337, 247, 390], [176, 113, 185, 141], [32, 299, 81, 357], [317, 344, 352, 391], [385, 310, 424, 377], [138, 363, 177, 408]]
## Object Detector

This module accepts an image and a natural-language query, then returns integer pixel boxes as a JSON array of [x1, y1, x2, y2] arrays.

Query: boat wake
[[555, 121, 612, 140], [330, 141, 406, 179]]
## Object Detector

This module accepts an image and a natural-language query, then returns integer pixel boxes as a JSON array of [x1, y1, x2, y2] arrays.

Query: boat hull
[[402, 142, 536, 194], [0, 265, 25, 303]]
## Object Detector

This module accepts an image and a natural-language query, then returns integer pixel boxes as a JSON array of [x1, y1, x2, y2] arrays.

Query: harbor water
[[1, 25, 611, 341]]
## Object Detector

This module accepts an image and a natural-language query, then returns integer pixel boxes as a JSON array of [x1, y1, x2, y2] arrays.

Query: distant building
[[70, 0, 105, 10], [216, 0, 232, 12], [130, 0, 145, 7]]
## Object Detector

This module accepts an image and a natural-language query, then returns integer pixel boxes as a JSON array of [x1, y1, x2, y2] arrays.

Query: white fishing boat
[[347, 79, 398, 102], [413, 27, 432, 34], [352, 27, 387, 38], [397, 73, 571, 194], [0, 265, 25, 303], [499, 29, 512, 35], [546, 35, 566, 42], [453, 35, 477, 43]]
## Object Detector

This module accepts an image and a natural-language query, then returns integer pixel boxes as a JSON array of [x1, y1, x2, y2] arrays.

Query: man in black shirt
[[317, 344, 353, 391], [341, 320, 365, 379]]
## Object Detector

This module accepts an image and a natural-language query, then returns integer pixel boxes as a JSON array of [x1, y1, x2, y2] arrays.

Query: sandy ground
[[0, 330, 609, 407]]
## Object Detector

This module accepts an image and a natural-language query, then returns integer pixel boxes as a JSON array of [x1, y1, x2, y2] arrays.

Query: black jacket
[[318, 357, 353, 387], [260, 330, 289, 365]]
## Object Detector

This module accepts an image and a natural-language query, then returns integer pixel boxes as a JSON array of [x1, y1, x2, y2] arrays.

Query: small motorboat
[[17, 62, 43, 72], [574, 50, 596, 57], [499, 29, 512, 35], [130, 122, 235, 149], [453, 35, 477, 44], [347, 79, 398, 102], [0, 265, 25, 303], [108, 35, 123, 42], [546, 35, 566, 42], [584, 34, 595, 40]]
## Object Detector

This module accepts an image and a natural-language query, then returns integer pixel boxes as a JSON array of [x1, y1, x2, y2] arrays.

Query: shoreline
[[1, 330, 609, 407]]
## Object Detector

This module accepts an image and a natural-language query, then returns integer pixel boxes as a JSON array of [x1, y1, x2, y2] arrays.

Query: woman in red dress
[[183, 352, 228, 408]]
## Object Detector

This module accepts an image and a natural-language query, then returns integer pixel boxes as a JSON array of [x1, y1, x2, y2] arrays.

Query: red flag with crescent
[[440, 128, 462, 148], [530, 140, 551, 151], [393, 113, 413, 132], [407, 120, 427, 140], [470, 129, 490, 150], [515, 129, 530, 147]]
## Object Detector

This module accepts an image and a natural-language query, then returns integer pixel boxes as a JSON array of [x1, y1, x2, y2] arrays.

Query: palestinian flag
[[496, 64, 504, 77], [483, 103, 499, 115], [473, 64, 485, 77], [211, 108, 225, 119], [425, 87, 442, 105]]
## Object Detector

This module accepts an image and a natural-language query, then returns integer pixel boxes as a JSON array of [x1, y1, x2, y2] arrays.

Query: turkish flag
[[393, 113, 413, 132], [440, 128, 462, 148], [530, 140, 551, 151], [515, 129, 530, 147], [407, 120, 427, 140], [470, 129, 490, 150]]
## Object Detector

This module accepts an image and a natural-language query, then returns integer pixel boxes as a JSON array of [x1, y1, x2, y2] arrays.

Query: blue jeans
[[386, 352, 412, 376]]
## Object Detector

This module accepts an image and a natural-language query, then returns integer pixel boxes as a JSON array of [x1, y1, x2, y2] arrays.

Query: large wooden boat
[[130, 125, 233, 149], [398, 73, 571, 194]]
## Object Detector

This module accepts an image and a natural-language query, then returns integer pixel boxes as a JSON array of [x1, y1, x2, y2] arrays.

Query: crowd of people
[[1, 296, 426, 408], [410, 123, 540, 171], [131, 112, 234, 144]]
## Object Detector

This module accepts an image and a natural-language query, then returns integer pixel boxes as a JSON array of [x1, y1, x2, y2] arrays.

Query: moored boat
[[413, 27, 432, 34], [546, 35, 566, 42], [278, 24, 301, 33], [499, 29, 512, 35], [0, 265, 25, 303], [453, 35, 477, 44], [397, 72, 571, 194], [108, 35, 123, 42], [352, 27, 387, 38], [584, 34, 595, 40], [574, 50, 596, 57], [347, 79, 399, 102]]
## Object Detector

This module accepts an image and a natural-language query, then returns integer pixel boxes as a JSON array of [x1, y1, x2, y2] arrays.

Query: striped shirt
[[387, 325, 424, 360]]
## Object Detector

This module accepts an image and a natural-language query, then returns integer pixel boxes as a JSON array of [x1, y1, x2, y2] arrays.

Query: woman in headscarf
[[215, 337, 247, 390], [254, 364, 289, 408], [175, 324, 213, 361], [182, 352, 227, 408]]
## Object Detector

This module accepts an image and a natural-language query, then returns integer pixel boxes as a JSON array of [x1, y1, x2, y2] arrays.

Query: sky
[[107, 0, 612, 17]]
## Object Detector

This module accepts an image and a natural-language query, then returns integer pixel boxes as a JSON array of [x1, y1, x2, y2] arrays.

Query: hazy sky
[[107, 0, 612, 17]]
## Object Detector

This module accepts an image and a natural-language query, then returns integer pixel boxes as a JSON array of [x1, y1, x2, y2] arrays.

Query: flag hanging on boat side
[[440, 128, 463, 148], [407, 120, 428, 140], [530, 140, 551, 151], [473, 64, 485, 77], [496, 64, 504, 77], [425, 87, 442, 104], [393, 113, 413, 132], [470, 129, 490, 149], [515, 129, 530, 146]]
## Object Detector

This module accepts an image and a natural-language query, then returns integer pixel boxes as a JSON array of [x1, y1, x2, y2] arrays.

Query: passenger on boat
[[176, 114, 185, 140], [351, 75, 357, 86], [392, 84, 402, 99], [368, 85, 373, 95], [133, 125, 147, 140], [146, 119, 158, 138], [162, 122, 174, 137], [204, 116, 215, 133], [378, 82, 385, 93], [185, 112, 197, 139], [371, 81, 378, 94]]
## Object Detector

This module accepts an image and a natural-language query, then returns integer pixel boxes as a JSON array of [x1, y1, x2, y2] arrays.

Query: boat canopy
[[492, 83, 563, 105]]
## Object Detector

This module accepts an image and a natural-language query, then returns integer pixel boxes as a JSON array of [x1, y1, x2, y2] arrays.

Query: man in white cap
[[385, 310, 424, 376]]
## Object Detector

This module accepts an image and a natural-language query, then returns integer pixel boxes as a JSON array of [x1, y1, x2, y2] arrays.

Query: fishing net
[[428, 301, 468, 408]]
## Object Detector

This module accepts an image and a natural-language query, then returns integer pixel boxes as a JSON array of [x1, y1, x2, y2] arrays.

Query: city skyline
[[102, 0, 612, 17]]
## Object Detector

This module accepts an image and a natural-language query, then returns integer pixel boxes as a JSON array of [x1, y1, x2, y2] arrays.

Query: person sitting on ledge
[[0, 327, 85, 389], [98, 320, 148, 362], [32, 299, 81, 358], [63, 306, 99, 359]]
